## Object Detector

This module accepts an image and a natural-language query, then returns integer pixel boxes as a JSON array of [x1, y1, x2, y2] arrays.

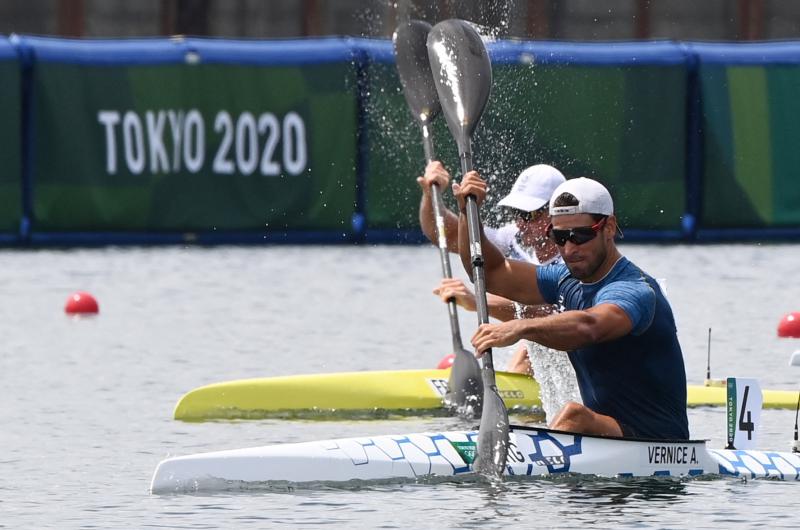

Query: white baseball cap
[[549, 177, 614, 217], [497, 164, 566, 212]]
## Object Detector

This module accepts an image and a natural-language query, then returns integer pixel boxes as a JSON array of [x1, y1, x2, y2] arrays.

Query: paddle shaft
[[423, 124, 468, 354], [460, 150, 495, 373], [460, 147, 508, 477]]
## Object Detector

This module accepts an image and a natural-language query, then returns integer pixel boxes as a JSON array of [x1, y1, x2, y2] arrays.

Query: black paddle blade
[[444, 346, 484, 417], [426, 19, 492, 155], [393, 20, 441, 126], [474, 372, 510, 478]]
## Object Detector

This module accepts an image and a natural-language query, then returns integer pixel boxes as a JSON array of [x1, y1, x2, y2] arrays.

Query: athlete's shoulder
[[596, 261, 657, 335], [613, 257, 654, 284], [536, 261, 571, 305], [537, 261, 571, 285]]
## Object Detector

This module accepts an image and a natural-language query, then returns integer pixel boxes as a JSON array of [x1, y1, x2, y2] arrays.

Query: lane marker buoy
[[436, 353, 455, 369], [65, 291, 99, 315], [778, 312, 800, 338]]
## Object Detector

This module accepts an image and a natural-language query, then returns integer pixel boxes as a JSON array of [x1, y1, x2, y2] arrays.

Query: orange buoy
[[436, 353, 455, 369], [65, 291, 99, 315], [777, 312, 800, 338]]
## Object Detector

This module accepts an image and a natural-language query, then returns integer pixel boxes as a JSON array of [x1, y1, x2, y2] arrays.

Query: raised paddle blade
[[393, 20, 441, 127], [426, 19, 492, 156]]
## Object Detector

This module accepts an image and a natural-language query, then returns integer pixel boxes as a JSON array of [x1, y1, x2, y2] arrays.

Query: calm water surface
[[1, 243, 798, 528]]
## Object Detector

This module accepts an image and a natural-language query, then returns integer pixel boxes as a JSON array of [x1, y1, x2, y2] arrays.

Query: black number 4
[[738, 385, 755, 439]]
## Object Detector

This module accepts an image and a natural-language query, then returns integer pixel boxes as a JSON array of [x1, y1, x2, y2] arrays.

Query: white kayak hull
[[150, 426, 800, 493]]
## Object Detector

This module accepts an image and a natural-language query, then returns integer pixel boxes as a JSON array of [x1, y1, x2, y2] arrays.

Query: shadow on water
[[531, 476, 690, 504], [462, 475, 694, 525]]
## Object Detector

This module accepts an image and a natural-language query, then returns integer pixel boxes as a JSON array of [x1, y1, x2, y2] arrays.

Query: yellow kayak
[[687, 384, 798, 409], [173, 369, 798, 421], [173, 369, 541, 421]]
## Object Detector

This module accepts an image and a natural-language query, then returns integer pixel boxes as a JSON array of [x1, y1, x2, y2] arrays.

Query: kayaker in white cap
[[418, 162, 564, 372]]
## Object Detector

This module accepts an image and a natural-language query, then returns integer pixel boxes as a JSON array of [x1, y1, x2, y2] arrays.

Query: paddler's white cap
[[549, 177, 614, 217], [497, 164, 566, 212]]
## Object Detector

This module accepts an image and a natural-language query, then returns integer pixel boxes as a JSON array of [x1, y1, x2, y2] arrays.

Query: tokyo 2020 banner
[[25, 38, 359, 234], [1, 37, 799, 242]]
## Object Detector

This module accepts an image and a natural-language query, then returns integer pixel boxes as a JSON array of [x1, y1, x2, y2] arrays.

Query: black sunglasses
[[514, 205, 548, 222], [547, 217, 607, 246]]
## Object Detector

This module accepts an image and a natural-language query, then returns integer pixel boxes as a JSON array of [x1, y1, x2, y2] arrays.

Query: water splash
[[443, 390, 480, 419], [355, 0, 585, 227], [526, 341, 581, 422]]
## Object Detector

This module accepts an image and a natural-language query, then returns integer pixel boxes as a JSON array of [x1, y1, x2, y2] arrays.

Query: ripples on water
[[151, 474, 794, 529], [1, 244, 799, 528]]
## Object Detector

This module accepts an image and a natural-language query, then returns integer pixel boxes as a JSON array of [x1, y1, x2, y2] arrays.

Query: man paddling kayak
[[418, 162, 566, 374], [453, 172, 690, 440]]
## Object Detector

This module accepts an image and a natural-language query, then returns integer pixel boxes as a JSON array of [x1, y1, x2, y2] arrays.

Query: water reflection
[[549, 476, 689, 505], [469, 475, 691, 521]]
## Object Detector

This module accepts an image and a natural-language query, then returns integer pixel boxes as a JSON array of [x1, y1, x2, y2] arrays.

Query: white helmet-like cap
[[549, 177, 614, 217], [497, 164, 566, 212]]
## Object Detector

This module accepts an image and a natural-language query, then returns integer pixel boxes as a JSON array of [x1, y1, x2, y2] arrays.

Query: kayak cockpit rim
[[509, 424, 708, 444]]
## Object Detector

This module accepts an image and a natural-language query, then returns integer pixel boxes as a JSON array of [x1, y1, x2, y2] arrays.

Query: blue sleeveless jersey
[[537, 257, 689, 440]]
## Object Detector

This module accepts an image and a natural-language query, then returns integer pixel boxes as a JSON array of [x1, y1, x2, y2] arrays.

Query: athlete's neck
[[582, 247, 624, 284]]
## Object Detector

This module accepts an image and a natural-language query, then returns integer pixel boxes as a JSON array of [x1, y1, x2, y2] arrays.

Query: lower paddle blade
[[474, 372, 510, 478], [445, 347, 484, 417]]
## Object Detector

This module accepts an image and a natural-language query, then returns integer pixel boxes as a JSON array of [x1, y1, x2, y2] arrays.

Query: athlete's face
[[549, 213, 612, 281], [515, 206, 551, 248]]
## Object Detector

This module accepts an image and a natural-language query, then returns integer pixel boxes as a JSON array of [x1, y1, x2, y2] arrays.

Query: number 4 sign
[[726, 377, 763, 450]]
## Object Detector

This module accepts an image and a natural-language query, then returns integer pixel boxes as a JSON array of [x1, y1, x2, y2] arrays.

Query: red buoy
[[65, 291, 99, 315], [436, 353, 455, 369], [777, 312, 800, 338]]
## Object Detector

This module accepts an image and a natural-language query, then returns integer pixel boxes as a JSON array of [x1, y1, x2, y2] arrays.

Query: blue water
[[1, 244, 798, 528]]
